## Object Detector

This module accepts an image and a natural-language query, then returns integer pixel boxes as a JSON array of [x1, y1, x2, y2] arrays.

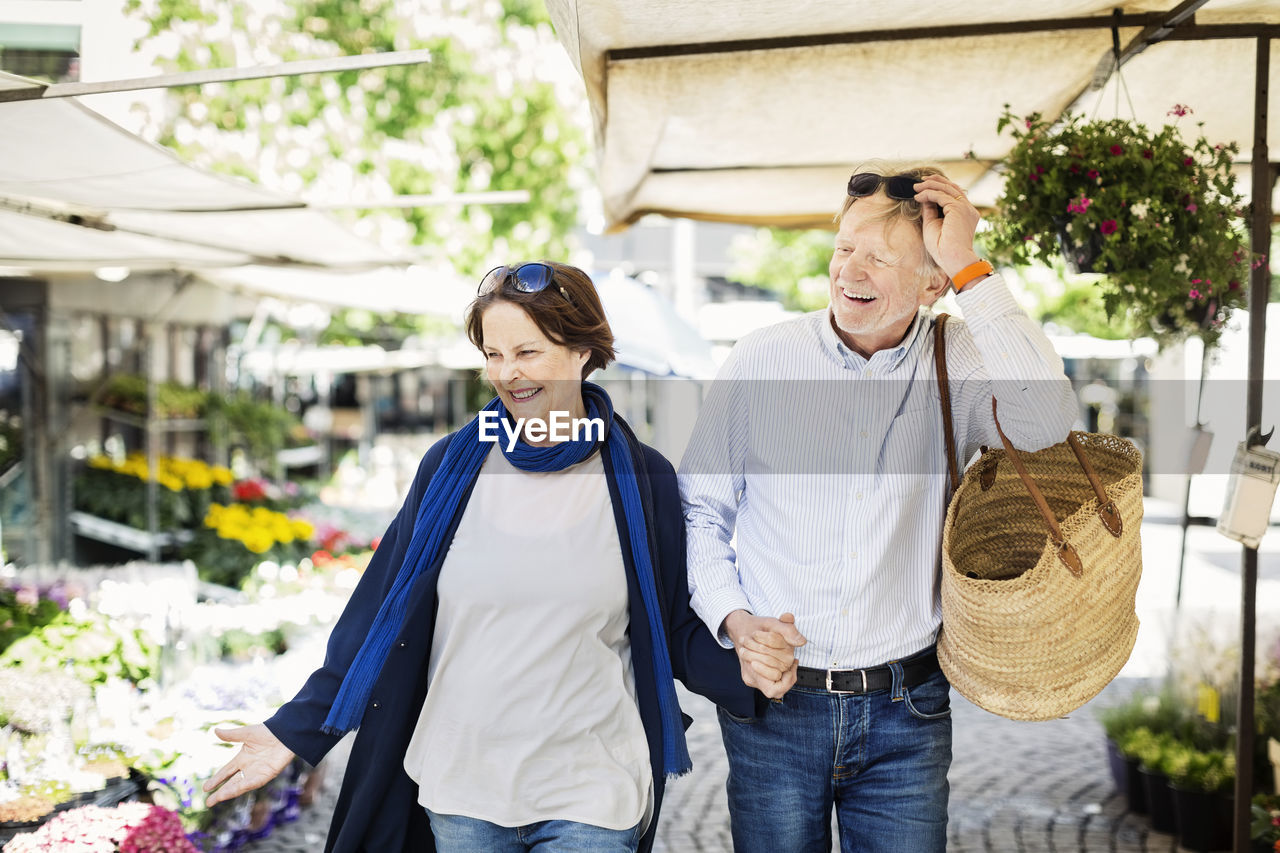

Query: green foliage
[[0, 610, 158, 687], [1099, 690, 1185, 742], [1253, 793, 1280, 845], [0, 586, 62, 655], [727, 227, 834, 311], [126, 0, 589, 278], [208, 392, 304, 472], [0, 410, 21, 474], [97, 374, 208, 419], [988, 105, 1252, 350]]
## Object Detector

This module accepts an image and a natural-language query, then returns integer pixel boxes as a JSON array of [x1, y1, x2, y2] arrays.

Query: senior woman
[[202, 261, 760, 853]]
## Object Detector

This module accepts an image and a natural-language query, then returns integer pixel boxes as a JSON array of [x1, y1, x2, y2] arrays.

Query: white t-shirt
[[404, 446, 653, 830]]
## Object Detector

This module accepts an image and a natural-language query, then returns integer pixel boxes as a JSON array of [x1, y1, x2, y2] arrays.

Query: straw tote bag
[[931, 315, 1144, 721]]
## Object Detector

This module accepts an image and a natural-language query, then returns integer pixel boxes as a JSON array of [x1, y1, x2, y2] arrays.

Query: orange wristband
[[952, 259, 994, 293]]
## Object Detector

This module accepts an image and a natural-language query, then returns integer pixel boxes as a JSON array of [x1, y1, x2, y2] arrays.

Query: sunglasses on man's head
[[478, 262, 573, 303], [846, 173, 922, 202]]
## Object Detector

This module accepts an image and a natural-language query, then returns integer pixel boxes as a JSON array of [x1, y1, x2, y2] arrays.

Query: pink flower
[[1189, 289, 1201, 299], [1109, 144, 1123, 155], [1100, 220, 1118, 235], [1168, 104, 1192, 117], [1025, 118, 1033, 129], [1186, 202, 1198, 212], [1066, 195, 1093, 214]]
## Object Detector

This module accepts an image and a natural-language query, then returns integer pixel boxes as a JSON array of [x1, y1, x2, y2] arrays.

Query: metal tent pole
[[1235, 34, 1272, 853]]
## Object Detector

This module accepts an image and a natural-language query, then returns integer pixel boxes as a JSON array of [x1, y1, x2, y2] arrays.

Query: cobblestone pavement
[[243, 678, 1186, 853]]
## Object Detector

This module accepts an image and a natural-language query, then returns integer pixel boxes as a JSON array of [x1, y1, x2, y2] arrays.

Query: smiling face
[[828, 194, 947, 358], [480, 300, 589, 437]]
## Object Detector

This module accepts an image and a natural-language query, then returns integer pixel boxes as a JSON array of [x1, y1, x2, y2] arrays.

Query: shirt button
[[855, 492, 864, 500], [863, 369, 873, 378], [841, 608, 849, 616], [371, 701, 380, 709], [398, 642, 407, 648], [850, 551, 858, 560], [860, 430, 869, 439]]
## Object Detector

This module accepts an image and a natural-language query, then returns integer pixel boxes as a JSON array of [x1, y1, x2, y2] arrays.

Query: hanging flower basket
[[987, 104, 1255, 350]]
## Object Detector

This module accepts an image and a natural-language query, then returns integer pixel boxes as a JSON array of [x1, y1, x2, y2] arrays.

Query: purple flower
[[1100, 220, 1118, 235]]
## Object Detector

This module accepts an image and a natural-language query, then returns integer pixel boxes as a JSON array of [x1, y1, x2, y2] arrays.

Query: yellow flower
[[243, 531, 273, 554], [290, 520, 315, 540], [211, 466, 234, 486], [159, 474, 184, 492], [184, 469, 213, 489], [88, 455, 114, 470]]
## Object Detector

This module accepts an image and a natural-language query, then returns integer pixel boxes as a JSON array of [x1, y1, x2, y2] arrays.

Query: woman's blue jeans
[[717, 663, 952, 853], [425, 809, 642, 852]]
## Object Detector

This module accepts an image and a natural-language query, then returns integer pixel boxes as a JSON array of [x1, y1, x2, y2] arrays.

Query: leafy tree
[[125, 0, 589, 297], [727, 227, 833, 311]]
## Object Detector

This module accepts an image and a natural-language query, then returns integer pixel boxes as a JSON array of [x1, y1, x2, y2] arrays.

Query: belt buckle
[[825, 667, 868, 694]]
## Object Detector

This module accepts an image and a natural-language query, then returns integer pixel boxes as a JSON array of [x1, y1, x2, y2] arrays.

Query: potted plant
[[1168, 747, 1235, 852], [988, 104, 1253, 350], [1102, 691, 1184, 814], [1121, 726, 1183, 832], [1252, 793, 1280, 852]]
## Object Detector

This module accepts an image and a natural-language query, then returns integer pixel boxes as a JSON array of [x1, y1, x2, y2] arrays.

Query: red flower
[[1142, 149, 1152, 159], [1100, 220, 1118, 235], [1029, 172, 1039, 182], [1087, 169, 1100, 180], [1109, 144, 1123, 155], [232, 478, 268, 502], [1184, 156, 1194, 166]]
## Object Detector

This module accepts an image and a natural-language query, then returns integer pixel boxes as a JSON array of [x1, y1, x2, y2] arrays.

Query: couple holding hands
[[202, 166, 1077, 853]]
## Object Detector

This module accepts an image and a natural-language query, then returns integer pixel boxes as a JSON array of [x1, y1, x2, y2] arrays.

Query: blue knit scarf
[[321, 382, 692, 778]]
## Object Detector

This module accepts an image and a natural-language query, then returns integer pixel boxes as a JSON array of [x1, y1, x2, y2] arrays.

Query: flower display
[[1252, 793, 1280, 850], [76, 455, 233, 531], [987, 104, 1253, 349], [182, 504, 315, 588], [1, 802, 196, 852]]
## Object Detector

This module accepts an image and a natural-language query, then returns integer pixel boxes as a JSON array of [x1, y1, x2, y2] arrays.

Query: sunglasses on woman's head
[[846, 173, 922, 202], [478, 262, 573, 303]]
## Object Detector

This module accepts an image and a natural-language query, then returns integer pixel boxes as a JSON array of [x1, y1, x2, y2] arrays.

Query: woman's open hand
[[202, 724, 295, 807]]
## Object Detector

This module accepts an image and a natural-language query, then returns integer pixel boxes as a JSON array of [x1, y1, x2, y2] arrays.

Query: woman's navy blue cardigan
[[263, 425, 754, 853]]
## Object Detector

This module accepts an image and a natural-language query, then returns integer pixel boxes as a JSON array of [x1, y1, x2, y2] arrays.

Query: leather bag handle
[[933, 315, 960, 497], [989, 398, 1123, 578]]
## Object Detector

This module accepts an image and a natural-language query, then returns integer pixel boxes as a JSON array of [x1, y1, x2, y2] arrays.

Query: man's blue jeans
[[425, 809, 642, 852], [718, 662, 952, 853]]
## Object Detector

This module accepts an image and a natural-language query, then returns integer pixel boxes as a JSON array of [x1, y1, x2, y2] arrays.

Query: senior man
[[678, 165, 1079, 852]]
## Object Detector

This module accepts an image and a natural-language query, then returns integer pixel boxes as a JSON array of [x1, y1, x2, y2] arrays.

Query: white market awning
[[546, 0, 1280, 229], [0, 69, 404, 272]]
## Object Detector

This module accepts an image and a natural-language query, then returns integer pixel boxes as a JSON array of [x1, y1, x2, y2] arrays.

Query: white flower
[[1131, 201, 1149, 219]]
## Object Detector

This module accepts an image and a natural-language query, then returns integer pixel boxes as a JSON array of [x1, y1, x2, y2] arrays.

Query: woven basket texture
[[938, 431, 1144, 721]]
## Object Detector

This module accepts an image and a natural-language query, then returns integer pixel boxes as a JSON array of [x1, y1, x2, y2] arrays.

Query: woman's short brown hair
[[465, 261, 616, 379]]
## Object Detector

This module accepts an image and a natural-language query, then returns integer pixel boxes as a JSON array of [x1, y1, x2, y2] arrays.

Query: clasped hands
[[722, 609, 808, 699]]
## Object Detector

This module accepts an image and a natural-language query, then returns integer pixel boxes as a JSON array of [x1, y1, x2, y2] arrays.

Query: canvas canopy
[[546, 0, 1280, 230], [0, 69, 402, 271]]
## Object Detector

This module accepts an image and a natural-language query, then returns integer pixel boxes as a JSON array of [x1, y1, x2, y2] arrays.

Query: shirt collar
[[820, 308, 930, 370]]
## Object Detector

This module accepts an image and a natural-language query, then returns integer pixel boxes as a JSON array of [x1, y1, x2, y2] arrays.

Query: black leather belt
[[795, 649, 941, 694]]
